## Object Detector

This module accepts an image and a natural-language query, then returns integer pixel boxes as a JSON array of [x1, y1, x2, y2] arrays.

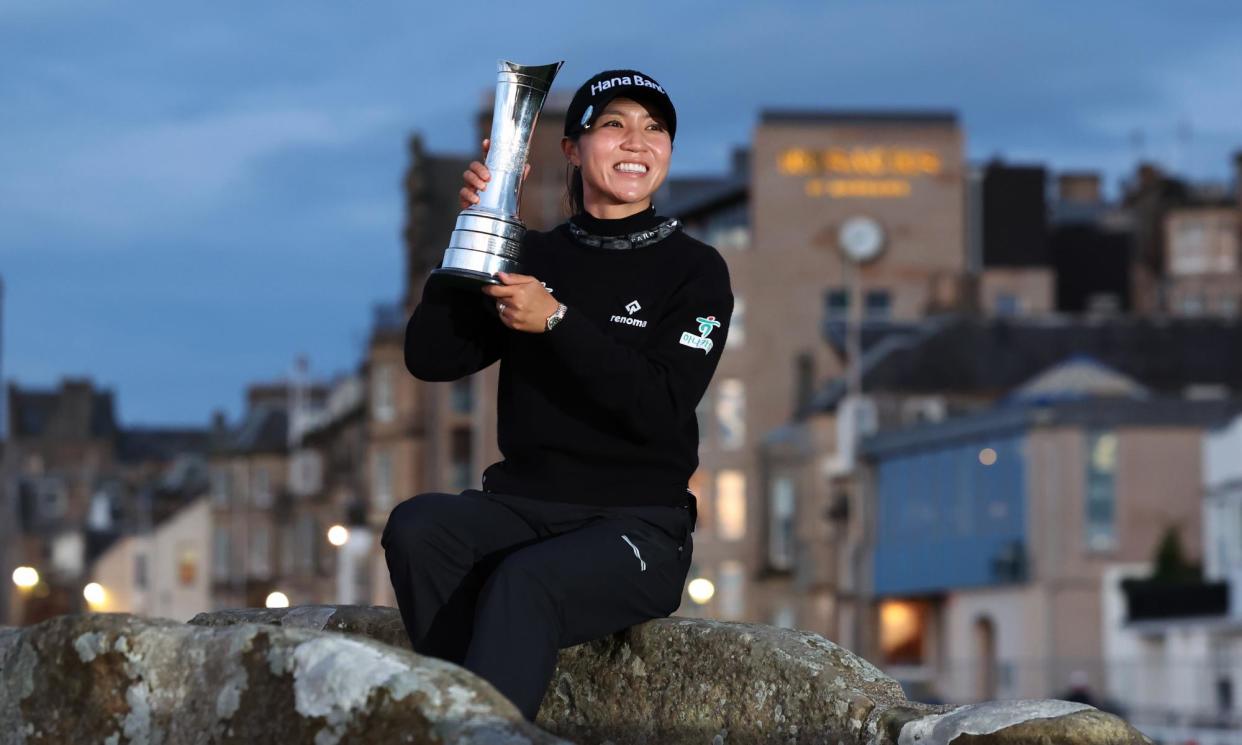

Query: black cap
[[564, 69, 677, 143]]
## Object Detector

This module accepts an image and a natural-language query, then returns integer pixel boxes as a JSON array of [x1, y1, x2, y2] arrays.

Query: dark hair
[[565, 134, 585, 216]]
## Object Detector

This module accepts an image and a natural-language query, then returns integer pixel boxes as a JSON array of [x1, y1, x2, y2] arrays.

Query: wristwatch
[[545, 302, 568, 332]]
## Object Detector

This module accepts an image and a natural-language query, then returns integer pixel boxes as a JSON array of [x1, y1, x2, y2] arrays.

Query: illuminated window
[[716, 379, 746, 450], [373, 449, 393, 510], [716, 470, 746, 541], [719, 560, 745, 619], [768, 475, 796, 570], [372, 364, 395, 423], [689, 467, 711, 532], [1085, 431, 1118, 551], [879, 599, 929, 666]]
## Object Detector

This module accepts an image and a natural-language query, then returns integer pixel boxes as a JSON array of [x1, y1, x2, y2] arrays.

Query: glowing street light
[[12, 566, 39, 589], [265, 591, 290, 609], [687, 578, 715, 605], [83, 582, 107, 609], [327, 525, 349, 547]]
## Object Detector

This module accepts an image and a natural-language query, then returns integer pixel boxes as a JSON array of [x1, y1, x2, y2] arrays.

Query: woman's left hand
[[481, 272, 560, 333]]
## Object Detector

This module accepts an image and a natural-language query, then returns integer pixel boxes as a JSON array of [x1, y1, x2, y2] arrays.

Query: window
[[880, 599, 930, 666], [37, 477, 68, 519], [450, 428, 472, 491], [696, 389, 711, 448], [716, 379, 746, 450], [727, 296, 745, 348], [373, 450, 393, 510], [212, 526, 231, 581], [451, 377, 474, 414], [372, 364, 395, 422], [716, 470, 746, 541], [689, 467, 711, 532], [865, 289, 892, 320], [994, 292, 1020, 317], [252, 465, 272, 508], [1085, 431, 1118, 551], [280, 524, 296, 577], [250, 524, 270, 579], [211, 466, 231, 507], [768, 475, 796, 571], [177, 544, 198, 587], [719, 560, 745, 619], [825, 288, 849, 321], [134, 553, 148, 590], [297, 514, 318, 574]]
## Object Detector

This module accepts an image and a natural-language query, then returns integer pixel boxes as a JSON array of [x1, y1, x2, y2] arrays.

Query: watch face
[[839, 216, 885, 263]]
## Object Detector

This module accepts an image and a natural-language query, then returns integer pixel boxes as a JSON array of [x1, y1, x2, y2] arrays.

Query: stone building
[[2, 378, 212, 625]]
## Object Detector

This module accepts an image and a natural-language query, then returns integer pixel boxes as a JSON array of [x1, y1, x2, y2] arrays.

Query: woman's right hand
[[459, 138, 531, 210]]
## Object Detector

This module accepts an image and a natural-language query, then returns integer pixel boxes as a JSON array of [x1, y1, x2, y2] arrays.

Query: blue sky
[[3, 1, 1241, 428]]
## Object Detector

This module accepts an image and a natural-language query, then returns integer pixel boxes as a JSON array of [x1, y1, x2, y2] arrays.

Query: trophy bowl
[[432, 59, 563, 287]]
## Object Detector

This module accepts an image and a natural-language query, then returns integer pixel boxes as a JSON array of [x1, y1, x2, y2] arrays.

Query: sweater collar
[[570, 205, 661, 237]]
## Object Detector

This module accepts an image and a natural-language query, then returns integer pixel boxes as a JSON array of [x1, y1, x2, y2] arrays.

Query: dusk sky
[[3, 1, 1241, 428]]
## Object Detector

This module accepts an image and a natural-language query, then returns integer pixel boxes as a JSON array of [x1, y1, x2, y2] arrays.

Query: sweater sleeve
[[541, 252, 733, 442], [404, 273, 504, 382]]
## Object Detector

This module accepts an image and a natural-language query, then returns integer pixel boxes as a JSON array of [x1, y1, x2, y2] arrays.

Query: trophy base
[[430, 266, 503, 288]]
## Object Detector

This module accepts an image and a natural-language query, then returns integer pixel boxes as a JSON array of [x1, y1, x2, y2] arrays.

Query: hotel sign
[[777, 146, 942, 199]]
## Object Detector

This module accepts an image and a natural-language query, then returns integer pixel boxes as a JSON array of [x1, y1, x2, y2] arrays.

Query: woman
[[382, 68, 733, 721]]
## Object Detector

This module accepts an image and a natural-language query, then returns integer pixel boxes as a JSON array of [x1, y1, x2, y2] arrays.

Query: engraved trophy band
[[432, 59, 564, 286]]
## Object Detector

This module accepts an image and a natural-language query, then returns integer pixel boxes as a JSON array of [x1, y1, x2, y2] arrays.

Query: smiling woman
[[388, 67, 734, 724]]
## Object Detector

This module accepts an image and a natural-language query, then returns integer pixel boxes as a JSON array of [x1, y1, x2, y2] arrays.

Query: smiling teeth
[[616, 163, 647, 173]]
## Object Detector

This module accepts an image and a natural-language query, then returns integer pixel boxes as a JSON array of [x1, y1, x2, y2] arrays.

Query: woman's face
[[564, 97, 672, 214]]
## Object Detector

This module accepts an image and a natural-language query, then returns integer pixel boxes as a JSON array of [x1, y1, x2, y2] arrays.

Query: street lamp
[[12, 566, 38, 589], [327, 524, 349, 547], [687, 578, 715, 605], [83, 582, 107, 610]]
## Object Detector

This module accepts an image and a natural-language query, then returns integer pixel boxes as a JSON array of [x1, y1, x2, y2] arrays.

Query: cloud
[[1, 104, 399, 237]]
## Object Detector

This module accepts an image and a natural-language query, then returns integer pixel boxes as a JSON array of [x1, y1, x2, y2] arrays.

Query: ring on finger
[[497, 302, 507, 314]]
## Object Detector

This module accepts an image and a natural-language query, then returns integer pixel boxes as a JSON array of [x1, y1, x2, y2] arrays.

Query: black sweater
[[405, 206, 733, 507]]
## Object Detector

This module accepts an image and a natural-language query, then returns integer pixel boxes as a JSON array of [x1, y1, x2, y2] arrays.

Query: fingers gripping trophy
[[432, 60, 564, 287]]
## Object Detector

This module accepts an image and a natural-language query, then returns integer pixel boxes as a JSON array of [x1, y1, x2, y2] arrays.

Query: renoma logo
[[610, 299, 647, 328], [679, 315, 721, 354]]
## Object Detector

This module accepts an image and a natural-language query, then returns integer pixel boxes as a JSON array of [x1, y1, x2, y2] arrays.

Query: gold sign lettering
[[777, 147, 942, 176], [804, 179, 912, 198]]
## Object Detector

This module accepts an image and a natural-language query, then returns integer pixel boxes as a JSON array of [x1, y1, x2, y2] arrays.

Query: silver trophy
[[432, 59, 564, 286]]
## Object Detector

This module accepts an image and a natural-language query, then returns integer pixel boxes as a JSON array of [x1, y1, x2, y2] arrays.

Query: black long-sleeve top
[[405, 206, 733, 507]]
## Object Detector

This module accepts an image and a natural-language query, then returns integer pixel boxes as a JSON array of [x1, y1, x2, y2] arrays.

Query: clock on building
[[838, 215, 886, 263]]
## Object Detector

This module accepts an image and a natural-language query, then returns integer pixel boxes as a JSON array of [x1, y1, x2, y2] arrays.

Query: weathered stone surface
[[1, 612, 569, 745], [190, 605, 1153, 745], [190, 604, 411, 652]]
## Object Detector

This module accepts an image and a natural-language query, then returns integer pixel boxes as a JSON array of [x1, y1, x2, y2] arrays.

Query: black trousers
[[381, 488, 696, 720]]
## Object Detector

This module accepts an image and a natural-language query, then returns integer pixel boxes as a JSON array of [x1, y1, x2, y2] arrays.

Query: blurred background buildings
[[5, 92, 1242, 742]]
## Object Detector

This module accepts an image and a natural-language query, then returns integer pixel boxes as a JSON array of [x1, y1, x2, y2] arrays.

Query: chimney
[[1058, 172, 1101, 204]]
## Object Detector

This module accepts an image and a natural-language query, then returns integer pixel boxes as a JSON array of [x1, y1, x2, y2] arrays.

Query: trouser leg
[[464, 508, 693, 720], [380, 490, 539, 664]]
